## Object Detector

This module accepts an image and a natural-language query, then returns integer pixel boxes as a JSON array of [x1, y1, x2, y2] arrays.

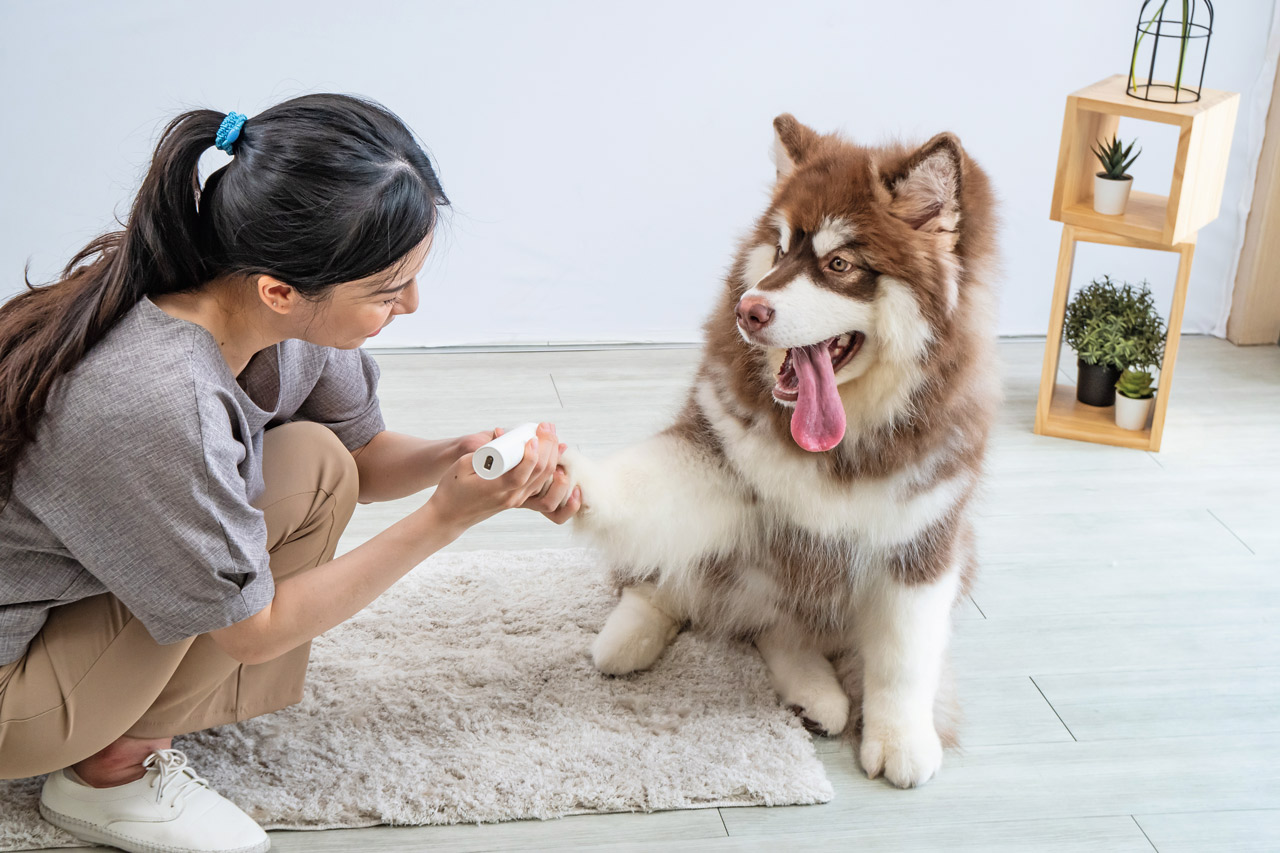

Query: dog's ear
[[772, 114, 818, 181], [886, 133, 964, 235]]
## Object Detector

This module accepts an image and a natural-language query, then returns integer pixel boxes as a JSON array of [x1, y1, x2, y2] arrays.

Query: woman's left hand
[[454, 428, 500, 458], [452, 428, 580, 523], [521, 442, 582, 524]]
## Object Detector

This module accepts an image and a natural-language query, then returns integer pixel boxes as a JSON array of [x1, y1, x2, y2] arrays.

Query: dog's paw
[[859, 716, 942, 788], [591, 593, 680, 676], [557, 448, 593, 515], [784, 686, 851, 737]]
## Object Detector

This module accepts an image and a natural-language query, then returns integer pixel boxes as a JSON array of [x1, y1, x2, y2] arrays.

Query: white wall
[[2, 0, 1275, 347]]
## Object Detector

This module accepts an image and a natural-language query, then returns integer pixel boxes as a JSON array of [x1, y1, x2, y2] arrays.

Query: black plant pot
[[1077, 359, 1122, 407]]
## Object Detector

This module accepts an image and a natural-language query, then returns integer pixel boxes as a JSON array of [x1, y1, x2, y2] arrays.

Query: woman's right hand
[[426, 422, 562, 535]]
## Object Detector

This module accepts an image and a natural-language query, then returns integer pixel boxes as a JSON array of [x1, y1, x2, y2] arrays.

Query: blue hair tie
[[215, 112, 247, 154]]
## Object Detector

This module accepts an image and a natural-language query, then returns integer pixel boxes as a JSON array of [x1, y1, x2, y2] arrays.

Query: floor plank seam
[[549, 373, 565, 408], [1205, 508, 1257, 555], [1132, 814, 1161, 852], [1131, 806, 1280, 818], [1034, 729, 1280, 744], [1028, 676, 1077, 742], [968, 594, 987, 619], [717, 808, 730, 838]]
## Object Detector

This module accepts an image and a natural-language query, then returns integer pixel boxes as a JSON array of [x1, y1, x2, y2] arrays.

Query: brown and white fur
[[561, 115, 1000, 788]]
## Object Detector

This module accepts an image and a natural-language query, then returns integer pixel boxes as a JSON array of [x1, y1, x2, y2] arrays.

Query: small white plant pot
[[1093, 174, 1133, 215], [1114, 393, 1154, 431]]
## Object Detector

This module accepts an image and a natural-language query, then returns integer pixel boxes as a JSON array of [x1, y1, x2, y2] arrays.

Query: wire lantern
[[1127, 0, 1214, 103]]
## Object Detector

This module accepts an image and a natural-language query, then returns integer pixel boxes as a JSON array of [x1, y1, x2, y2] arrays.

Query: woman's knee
[[261, 422, 360, 516]]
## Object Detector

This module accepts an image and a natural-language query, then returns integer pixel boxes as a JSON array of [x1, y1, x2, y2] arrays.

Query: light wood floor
[[47, 337, 1280, 852]]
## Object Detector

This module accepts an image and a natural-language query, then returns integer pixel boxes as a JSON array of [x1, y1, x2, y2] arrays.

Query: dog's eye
[[774, 245, 785, 264], [828, 257, 850, 273]]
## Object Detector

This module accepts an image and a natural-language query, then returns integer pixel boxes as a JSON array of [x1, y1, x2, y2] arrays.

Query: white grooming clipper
[[472, 423, 540, 479]]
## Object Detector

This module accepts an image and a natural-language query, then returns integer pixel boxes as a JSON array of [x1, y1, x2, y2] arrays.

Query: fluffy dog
[[563, 114, 999, 788]]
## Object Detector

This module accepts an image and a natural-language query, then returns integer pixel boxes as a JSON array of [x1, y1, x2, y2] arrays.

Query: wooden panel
[[1071, 74, 1238, 122], [1040, 383, 1153, 450], [973, 555, 1278, 618], [1147, 241, 1195, 451], [1069, 224, 1195, 251], [1180, 94, 1241, 238], [1229, 58, 1280, 345], [721, 733, 1280, 836], [574, 817, 1156, 853], [1168, 118, 1195, 242], [1052, 101, 1119, 220], [1033, 226, 1077, 437], [976, 509, 1254, 566], [265, 808, 728, 853], [1136, 810, 1280, 853], [1059, 191, 1170, 244], [1049, 98, 1078, 220], [1035, 667, 1280, 742]]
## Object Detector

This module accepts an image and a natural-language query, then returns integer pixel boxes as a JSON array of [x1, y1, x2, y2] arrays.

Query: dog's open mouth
[[772, 332, 865, 453]]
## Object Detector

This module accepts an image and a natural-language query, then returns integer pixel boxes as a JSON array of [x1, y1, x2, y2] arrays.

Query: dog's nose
[[736, 297, 775, 332]]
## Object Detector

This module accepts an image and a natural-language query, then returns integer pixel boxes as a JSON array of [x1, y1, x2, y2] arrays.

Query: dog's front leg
[[560, 435, 749, 573], [560, 435, 750, 676], [855, 567, 960, 788]]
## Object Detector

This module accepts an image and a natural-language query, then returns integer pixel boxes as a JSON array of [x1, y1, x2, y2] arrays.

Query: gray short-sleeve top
[[0, 297, 386, 665]]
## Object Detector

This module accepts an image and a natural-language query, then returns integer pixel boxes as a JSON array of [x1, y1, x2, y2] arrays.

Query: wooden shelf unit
[[1035, 76, 1238, 452], [1050, 74, 1239, 245]]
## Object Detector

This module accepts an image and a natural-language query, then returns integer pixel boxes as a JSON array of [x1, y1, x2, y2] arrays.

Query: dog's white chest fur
[[697, 379, 971, 551]]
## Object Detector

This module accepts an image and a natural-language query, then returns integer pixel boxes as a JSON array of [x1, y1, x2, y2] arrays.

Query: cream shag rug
[[1, 548, 832, 850]]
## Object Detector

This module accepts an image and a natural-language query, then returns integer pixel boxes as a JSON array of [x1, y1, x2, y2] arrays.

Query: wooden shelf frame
[[1036, 76, 1238, 452], [1050, 75, 1239, 247], [1034, 225, 1194, 452]]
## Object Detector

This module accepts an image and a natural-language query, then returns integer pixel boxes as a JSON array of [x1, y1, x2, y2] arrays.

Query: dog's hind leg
[[592, 582, 684, 675], [756, 627, 850, 737]]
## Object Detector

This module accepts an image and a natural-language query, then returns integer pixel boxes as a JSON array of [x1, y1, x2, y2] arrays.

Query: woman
[[0, 95, 580, 853]]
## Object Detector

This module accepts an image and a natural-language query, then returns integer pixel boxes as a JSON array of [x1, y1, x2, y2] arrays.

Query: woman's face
[[307, 234, 432, 349]]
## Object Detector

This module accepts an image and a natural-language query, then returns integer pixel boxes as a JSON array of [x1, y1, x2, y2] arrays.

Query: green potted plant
[[1064, 276, 1165, 408], [1111, 285, 1167, 430], [1065, 277, 1127, 406], [1091, 134, 1141, 215]]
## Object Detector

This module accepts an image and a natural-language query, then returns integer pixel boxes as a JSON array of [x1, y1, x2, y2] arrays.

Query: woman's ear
[[256, 275, 297, 312]]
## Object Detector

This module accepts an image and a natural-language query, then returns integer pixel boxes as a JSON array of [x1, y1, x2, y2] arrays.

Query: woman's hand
[[428, 422, 567, 535], [521, 457, 582, 524], [454, 428, 500, 458]]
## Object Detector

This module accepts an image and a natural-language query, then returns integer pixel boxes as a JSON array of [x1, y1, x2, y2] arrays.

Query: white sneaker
[[39, 749, 270, 853]]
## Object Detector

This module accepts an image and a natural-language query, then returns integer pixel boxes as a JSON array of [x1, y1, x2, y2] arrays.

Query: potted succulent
[[1091, 134, 1141, 215], [1111, 285, 1167, 430], [1115, 369, 1157, 430], [1064, 276, 1165, 408]]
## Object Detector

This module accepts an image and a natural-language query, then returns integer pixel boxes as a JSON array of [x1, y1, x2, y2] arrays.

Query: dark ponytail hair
[[0, 93, 448, 507]]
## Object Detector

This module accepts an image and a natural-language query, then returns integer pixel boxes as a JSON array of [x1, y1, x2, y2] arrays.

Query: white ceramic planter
[[1093, 173, 1133, 215], [1114, 393, 1155, 430]]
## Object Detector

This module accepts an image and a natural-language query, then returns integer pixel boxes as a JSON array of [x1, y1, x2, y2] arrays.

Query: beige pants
[[0, 422, 360, 780]]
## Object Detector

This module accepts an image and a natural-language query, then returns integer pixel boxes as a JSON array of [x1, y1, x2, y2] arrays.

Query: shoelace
[[142, 749, 211, 808]]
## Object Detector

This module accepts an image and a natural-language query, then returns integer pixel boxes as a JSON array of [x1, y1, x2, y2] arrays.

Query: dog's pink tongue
[[790, 343, 846, 452]]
